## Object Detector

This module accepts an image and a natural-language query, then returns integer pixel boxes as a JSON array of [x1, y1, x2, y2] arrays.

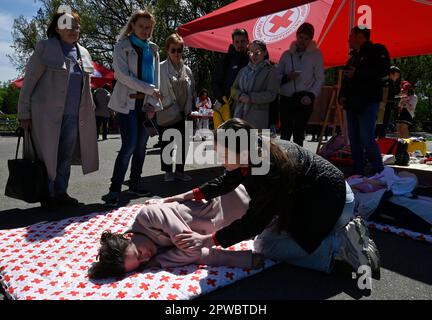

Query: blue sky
[[0, 0, 41, 83]]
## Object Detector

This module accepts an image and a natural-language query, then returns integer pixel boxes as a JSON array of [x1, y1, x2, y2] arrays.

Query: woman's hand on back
[[174, 230, 213, 252]]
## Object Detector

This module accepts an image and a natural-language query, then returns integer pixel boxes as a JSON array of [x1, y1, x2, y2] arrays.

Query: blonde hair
[[165, 33, 184, 52], [117, 10, 156, 41]]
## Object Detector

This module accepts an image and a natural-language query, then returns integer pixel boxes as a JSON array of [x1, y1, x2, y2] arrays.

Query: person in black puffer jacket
[[211, 29, 250, 105], [162, 118, 381, 278], [339, 26, 390, 176]]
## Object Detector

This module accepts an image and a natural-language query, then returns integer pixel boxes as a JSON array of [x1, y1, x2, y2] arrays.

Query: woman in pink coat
[[89, 185, 263, 279]]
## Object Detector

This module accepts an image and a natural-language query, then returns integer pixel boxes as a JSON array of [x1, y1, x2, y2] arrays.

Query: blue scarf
[[129, 33, 155, 85]]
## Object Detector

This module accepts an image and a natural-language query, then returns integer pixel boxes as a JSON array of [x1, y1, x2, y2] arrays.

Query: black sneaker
[[102, 192, 120, 207], [55, 193, 79, 206], [128, 185, 151, 196]]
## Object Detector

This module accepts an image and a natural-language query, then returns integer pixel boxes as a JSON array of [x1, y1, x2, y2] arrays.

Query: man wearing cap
[[339, 26, 390, 176]]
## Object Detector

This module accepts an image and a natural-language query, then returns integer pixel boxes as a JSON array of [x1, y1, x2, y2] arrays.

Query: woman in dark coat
[[163, 118, 380, 277]]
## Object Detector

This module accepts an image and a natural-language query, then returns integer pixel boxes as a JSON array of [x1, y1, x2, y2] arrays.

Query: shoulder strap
[[15, 128, 39, 160]]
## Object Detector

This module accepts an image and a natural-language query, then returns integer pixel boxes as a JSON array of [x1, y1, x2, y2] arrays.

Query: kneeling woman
[[89, 186, 263, 279], [169, 118, 380, 277]]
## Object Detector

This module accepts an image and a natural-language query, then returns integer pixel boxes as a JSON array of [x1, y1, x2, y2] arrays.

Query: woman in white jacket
[[102, 10, 161, 206], [277, 23, 324, 146]]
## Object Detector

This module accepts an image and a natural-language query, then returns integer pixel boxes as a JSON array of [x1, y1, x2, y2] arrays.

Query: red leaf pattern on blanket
[[139, 282, 149, 291], [188, 285, 198, 294], [0, 205, 276, 300], [167, 293, 178, 300], [207, 279, 217, 287]]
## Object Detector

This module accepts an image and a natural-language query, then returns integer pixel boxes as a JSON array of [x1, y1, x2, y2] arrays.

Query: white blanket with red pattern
[[0, 205, 276, 300]]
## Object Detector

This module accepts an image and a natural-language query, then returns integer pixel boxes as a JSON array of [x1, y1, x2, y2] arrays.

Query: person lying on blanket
[[165, 118, 381, 278], [88, 185, 264, 279]]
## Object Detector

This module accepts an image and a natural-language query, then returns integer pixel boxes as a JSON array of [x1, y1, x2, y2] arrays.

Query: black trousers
[[279, 95, 313, 147], [96, 116, 109, 140], [159, 120, 187, 173]]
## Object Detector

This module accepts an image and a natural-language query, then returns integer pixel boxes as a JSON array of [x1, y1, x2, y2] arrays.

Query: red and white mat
[[0, 205, 276, 300]]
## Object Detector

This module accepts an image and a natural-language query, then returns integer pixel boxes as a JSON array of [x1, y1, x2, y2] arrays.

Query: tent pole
[[317, 0, 347, 48], [349, 0, 356, 30]]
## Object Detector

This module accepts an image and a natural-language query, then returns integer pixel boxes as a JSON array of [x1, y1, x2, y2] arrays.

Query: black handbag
[[5, 128, 49, 203]]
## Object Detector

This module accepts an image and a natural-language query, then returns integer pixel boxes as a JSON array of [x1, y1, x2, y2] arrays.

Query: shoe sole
[[367, 239, 381, 280]]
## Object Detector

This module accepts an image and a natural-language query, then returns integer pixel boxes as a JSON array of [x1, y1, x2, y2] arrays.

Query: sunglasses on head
[[170, 47, 183, 54]]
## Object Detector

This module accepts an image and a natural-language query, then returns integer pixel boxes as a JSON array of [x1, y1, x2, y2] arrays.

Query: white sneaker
[[336, 217, 381, 279], [175, 172, 192, 182], [164, 172, 176, 182]]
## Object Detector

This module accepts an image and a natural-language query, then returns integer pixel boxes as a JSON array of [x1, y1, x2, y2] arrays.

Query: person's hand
[[174, 230, 213, 251], [301, 96, 312, 106], [238, 94, 251, 104], [162, 194, 186, 203], [152, 89, 162, 100], [20, 119, 32, 130], [144, 198, 164, 205], [343, 66, 356, 79], [287, 71, 301, 81]]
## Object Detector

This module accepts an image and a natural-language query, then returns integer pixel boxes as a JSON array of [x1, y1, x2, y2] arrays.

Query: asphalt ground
[[0, 133, 431, 300]]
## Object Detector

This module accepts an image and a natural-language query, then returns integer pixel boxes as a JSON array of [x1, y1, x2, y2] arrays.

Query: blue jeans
[[254, 182, 355, 273], [50, 115, 79, 195], [346, 102, 384, 175], [109, 110, 149, 192]]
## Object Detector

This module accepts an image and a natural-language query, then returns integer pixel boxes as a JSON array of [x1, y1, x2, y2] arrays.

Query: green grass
[[0, 114, 19, 132]]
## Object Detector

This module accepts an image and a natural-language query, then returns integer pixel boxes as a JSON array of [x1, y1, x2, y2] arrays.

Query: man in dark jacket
[[339, 26, 390, 176], [211, 28, 250, 105]]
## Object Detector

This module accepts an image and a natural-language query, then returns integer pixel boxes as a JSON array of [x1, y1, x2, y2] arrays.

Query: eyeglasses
[[248, 50, 263, 57], [170, 47, 183, 54]]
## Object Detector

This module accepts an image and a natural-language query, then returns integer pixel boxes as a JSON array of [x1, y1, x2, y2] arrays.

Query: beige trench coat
[[17, 37, 99, 181]]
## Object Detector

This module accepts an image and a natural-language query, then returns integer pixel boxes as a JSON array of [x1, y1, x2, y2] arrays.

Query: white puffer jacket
[[108, 36, 160, 114], [276, 41, 324, 98]]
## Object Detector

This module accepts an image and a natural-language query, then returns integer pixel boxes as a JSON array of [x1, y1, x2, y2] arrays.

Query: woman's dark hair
[[88, 230, 130, 279], [215, 118, 295, 177], [249, 39, 270, 60], [47, 12, 81, 39], [198, 88, 209, 97], [297, 22, 315, 39], [215, 118, 296, 230]]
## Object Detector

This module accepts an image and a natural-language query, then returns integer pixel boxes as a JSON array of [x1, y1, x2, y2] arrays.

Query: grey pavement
[[0, 134, 431, 300]]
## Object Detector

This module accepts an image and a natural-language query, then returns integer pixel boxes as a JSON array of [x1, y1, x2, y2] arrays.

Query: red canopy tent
[[178, 0, 432, 67], [12, 62, 114, 89]]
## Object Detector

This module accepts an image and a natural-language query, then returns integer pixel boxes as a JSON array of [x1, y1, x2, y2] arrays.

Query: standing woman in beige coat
[[17, 12, 98, 210], [158, 33, 195, 183]]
